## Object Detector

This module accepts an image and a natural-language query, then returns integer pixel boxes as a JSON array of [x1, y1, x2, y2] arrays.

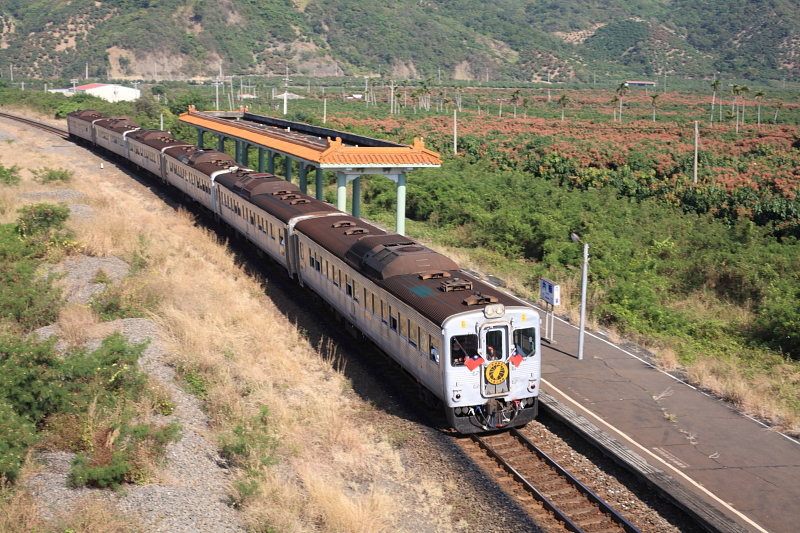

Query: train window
[[299, 243, 304, 260], [485, 328, 506, 361], [338, 270, 343, 290], [380, 300, 387, 324], [364, 289, 372, 313], [269, 223, 275, 239], [399, 313, 407, 339], [309, 251, 315, 269], [352, 280, 359, 303], [250, 215, 255, 226], [430, 338, 440, 364], [279, 230, 285, 246], [420, 331, 429, 356], [315, 258, 320, 272], [513, 327, 536, 358], [450, 334, 478, 366], [409, 321, 418, 348], [332, 267, 339, 287], [389, 306, 397, 331], [346, 278, 353, 298]]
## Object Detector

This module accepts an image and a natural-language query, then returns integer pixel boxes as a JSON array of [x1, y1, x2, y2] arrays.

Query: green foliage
[[219, 407, 277, 467], [167, 89, 209, 116], [69, 423, 181, 489], [15, 203, 71, 239], [30, 167, 74, 184], [0, 400, 37, 482], [0, 161, 21, 186]]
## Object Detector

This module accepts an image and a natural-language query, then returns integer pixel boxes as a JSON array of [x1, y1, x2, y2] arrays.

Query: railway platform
[[529, 305, 800, 533]]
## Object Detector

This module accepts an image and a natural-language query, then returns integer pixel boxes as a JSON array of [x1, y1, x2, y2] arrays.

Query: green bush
[[0, 400, 37, 481], [30, 167, 74, 183], [15, 203, 71, 239], [0, 162, 21, 186]]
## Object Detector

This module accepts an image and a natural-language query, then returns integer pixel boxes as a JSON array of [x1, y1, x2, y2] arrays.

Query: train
[[66, 109, 542, 433]]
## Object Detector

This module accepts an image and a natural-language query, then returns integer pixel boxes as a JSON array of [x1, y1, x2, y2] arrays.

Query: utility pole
[[453, 109, 457, 155], [85, 62, 88, 79], [9, 65, 12, 82], [215, 77, 219, 111], [283, 64, 290, 115], [693, 121, 699, 184]]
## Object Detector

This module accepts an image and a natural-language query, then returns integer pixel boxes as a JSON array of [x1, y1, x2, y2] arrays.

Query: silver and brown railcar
[[127, 130, 192, 179], [93, 117, 140, 159], [162, 146, 237, 212], [213, 172, 340, 274], [66, 109, 104, 144]]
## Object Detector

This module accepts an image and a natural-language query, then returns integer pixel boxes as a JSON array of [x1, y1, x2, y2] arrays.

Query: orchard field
[[2, 80, 799, 434]]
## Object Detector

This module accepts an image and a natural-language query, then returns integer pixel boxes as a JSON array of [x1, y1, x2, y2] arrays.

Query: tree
[[510, 89, 521, 118], [710, 79, 721, 125], [521, 97, 529, 119], [650, 94, 659, 122], [341, 81, 348, 102], [754, 90, 765, 128], [773, 100, 783, 125], [616, 82, 628, 122], [401, 79, 409, 107], [739, 85, 750, 127], [168, 90, 207, 115], [730, 84, 741, 132], [558, 93, 570, 121], [611, 95, 619, 121]]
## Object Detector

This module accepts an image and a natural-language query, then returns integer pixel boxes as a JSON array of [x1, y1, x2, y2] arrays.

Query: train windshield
[[512, 327, 536, 357], [484, 326, 507, 361]]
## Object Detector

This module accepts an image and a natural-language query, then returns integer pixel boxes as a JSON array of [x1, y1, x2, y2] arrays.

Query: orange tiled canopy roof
[[179, 108, 441, 169]]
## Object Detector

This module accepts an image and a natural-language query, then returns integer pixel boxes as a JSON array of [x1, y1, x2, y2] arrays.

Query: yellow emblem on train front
[[485, 361, 508, 385]]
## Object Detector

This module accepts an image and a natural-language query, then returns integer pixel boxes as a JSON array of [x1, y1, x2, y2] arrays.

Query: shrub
[[0, 162, 21, 186], [30, 167, 74, 183], [0, 400, 37, 481], [15, 203, 71, 239]]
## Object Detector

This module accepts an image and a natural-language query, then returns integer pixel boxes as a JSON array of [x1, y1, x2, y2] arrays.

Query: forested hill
[[0, 0, 798, 82]]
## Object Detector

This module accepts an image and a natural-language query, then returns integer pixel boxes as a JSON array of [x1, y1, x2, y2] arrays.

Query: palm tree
[[521, 97, 529, 119], [651, 94, 660, 122], [730, 84, 741, 132], [558, 93, 570, 121], [754, 90, 765, 128], [739, 85, 750, 127], [510, 89, 521, 118], [710, 79, 721, 125], [476, 96, 483, 116], [341, 81, 348, 102], [611, 95, 619, 121], [773, 100, 783, 125], [616, 82, 629, 122]]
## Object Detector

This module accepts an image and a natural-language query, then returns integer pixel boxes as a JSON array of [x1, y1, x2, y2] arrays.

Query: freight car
[[66, 110, 542, 433]]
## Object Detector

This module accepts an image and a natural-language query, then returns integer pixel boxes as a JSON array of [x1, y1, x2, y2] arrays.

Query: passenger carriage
[[127, 130, 192, 179], [66, 110, 104, 144], [93, 117, 140, 159]]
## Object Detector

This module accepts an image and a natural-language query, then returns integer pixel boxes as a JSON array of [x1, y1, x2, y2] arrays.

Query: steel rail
[[0, 112, 69, 138], [473, 428, 641, 533]]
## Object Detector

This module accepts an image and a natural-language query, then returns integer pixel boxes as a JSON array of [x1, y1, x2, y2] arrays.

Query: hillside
[[0, 0, 798, 81]]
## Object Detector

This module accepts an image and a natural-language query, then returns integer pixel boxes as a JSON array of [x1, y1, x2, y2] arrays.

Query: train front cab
[[442, 306, 541, 433]]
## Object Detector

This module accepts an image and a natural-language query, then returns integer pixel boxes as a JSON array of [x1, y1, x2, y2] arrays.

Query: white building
[[70, 83, 141, 102]]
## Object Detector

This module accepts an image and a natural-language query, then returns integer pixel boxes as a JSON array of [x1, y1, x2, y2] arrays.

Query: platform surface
[[536, 310, 800, 533]]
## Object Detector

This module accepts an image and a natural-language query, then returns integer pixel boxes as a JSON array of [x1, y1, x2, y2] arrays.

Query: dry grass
[[51, 495, 143, 533], [57, 303, 101, 346]]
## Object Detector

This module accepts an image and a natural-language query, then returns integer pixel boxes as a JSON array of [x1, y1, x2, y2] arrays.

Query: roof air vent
[[420, 271, 451, 280], [272, 190, 293, 196], [279, 194, 301, 200], [333, 221, 357, 228], [344, 227, 369, 235], [463, 291, 499, 306], [440, 278, 473, 292], [289, 199, 310, 205]]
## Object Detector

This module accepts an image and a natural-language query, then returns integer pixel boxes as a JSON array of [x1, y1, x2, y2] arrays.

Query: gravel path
[[28, 256, 246, 532]]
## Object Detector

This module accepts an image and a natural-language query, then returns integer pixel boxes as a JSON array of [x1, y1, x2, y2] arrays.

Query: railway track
[[0, 112, 69, 138], [472, 428, 641, 533]]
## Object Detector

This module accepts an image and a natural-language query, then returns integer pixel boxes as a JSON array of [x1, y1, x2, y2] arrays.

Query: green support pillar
[[352, 176, 361, 219], [234, 140, 241, 164], [299, 165, 308, 194], [285, 156, 293, 183], [315, 167, 324, 201], [267, 151, 275, 174], [217, 135, 224, 153], [336, 172, 347, 212], [241, 143, 249, 167], [197, 129, 204, 148], [396, 173, 407, 235], [258, 148, 265, 173]]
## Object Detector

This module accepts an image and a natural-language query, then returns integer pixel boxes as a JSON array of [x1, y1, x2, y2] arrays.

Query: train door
[[482, 325, 509, 396]]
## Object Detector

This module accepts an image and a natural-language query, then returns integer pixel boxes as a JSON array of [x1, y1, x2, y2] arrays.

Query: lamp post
[[570, 233, 589, 361]]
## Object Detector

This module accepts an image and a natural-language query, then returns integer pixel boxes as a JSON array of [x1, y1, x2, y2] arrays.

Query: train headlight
[[483, 304, 505, 318], [527, 380, 537, 393], [452, 389, 462, 402]]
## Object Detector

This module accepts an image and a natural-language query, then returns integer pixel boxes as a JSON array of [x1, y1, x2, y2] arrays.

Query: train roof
[[382, 271, 521, 326], [297, 215, 389, 264], [163, 146, 236, 176], [94, 117, 140, 134], [67, 110, 105, 122], [128, 129, 192, 151], [216, 172, 340, 223]]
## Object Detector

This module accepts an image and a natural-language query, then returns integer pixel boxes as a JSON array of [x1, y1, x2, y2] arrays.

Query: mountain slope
[[0, 0, 798, 81]]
